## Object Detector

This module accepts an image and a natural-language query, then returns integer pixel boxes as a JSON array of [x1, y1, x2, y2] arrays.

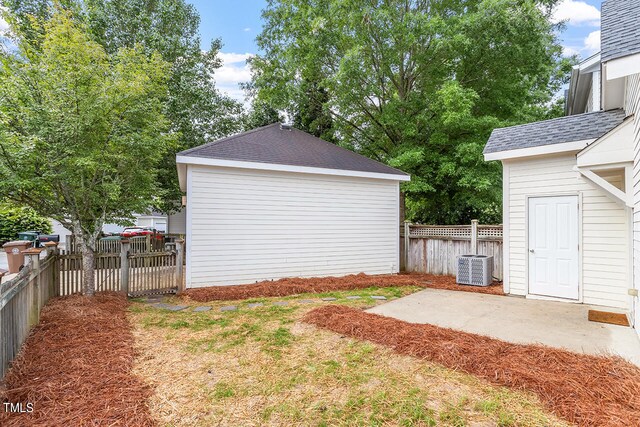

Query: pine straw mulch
[[184, 272, 504, 302], [303, 305, 640, 427], [0, 293, 154, 427]]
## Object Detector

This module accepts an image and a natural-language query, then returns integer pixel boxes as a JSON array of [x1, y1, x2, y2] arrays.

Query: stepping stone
[[152, 303, 174, 309], [220, 305, 237, 312], [298, 299, 315, 304], [371, 296, 387, 300], [247, 303, 264, 308], [154, 304, 188, 311], [346, 296, 362, 300], [273, 301, 288, 306], [321, 297, 337, 301], [193, 306, 211, 312]]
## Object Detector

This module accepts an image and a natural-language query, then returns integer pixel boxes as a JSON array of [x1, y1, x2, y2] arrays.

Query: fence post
[[44, 242, 59, 297], [404, 221, 411, 272], [120, 239, 130, 294], [471, 219, 479, 255], [175, 239, 185, 294], [24, 248, 42, 326]]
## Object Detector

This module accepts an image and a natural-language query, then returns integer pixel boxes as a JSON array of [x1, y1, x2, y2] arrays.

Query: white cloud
[[550, 0, 600, 26], [214, 52, 254, 102], [562, 45, 580, 57], [243, 27, 251, 32], [584, 30, 601, 53]]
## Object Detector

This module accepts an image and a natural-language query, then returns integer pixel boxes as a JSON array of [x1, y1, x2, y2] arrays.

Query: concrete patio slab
[[367, 288, 640, 366]]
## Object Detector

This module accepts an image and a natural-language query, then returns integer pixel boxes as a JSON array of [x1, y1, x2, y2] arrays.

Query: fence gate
[[58, 240, 184, 297], [127, 251, 178, 296]]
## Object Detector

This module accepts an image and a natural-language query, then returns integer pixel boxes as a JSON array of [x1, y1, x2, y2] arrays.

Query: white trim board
[[606, 52, 640, 80], [502, 161, 510, 294], [484, 139, 594, 161], [177, 155, 411, 183]]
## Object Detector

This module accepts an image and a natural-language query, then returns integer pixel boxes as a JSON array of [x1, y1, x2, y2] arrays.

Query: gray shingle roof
[[601, 0, 640, 62], [178, 123, 408, 177], [484, 109, 626, 154]]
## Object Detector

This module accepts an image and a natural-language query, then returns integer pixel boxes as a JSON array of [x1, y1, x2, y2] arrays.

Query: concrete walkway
[[367, 288, 640, 366]]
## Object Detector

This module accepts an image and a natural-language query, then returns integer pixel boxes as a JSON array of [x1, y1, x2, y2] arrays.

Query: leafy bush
[[0, 205, 52, 244]]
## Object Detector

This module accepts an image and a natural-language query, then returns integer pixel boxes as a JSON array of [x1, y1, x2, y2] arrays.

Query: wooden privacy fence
[[0, 244, 58, 378], [402, 220, 503, 280]]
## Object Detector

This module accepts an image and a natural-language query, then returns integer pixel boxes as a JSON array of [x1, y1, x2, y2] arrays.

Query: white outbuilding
[[176, 123, 410, 288]]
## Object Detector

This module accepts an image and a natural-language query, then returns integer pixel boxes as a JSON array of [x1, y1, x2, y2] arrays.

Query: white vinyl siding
[[505, 154, 630, 309], [627, 73, 640, 329], [186, 165, 400, 287]]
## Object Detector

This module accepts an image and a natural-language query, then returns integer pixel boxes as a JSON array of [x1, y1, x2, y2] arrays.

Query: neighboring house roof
[[601, 0, 640, 62], [178, 123, 409, 177], [483, 109, 626, 154]]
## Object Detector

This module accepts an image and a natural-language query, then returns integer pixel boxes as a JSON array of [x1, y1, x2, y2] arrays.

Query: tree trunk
[[71, 218, 104, 297], [74, 229, 98, 297], [81, 244, 96, 296]]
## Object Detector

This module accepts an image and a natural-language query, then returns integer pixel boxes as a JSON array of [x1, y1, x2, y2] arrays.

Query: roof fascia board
[[176, 155, 411, 182], [484, 139, 594, 161], [579, 52, 601, 72], [606, 52, 640, 80]]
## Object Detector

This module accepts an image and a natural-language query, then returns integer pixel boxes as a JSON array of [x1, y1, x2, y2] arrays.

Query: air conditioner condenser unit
[[456, 255, 493, 286]]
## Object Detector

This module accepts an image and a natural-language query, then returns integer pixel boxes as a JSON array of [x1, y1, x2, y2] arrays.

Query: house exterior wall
[[628, 73, 640, 329], [505, 153, 630, 309], [185, 165, 401, 288]]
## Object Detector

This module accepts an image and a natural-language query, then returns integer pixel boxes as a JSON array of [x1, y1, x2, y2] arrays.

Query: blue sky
[[188, 0, 604, 102]]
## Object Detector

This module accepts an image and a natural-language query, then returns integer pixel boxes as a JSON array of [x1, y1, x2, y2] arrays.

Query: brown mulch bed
[[303, 305, 640, 427], [184, 273, 504, 302], [0, 293, 154, 427]]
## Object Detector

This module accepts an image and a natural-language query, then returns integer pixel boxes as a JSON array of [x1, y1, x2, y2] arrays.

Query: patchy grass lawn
[[129, 286, 567, 427]]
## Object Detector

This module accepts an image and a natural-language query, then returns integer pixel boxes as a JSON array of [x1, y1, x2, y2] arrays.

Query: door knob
[[529, 249, 535, 253]]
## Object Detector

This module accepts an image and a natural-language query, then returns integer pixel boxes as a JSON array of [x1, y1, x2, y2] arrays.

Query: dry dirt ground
[[130, 286, 567, 427]]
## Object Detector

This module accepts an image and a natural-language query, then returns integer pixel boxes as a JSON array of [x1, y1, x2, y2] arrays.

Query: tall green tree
[[3, 0, 245, 213], [0, 7, 172, 295], [251, 0, 573, 224]]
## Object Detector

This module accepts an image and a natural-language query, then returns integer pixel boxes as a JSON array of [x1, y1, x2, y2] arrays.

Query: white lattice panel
[[409, 226, 471, 239], [407, 224, 502, 240], [478, 226, 503, 239]]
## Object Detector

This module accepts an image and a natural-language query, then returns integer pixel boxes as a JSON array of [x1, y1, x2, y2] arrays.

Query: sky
[[0, 1, 605, 102], [188, 0, 604, 103]]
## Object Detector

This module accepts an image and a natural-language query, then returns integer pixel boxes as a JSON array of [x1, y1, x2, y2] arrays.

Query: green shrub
[[0, 205, 52, 244]]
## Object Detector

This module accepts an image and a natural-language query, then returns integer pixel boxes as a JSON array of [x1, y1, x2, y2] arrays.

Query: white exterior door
[[528, 196, 579, 300]]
